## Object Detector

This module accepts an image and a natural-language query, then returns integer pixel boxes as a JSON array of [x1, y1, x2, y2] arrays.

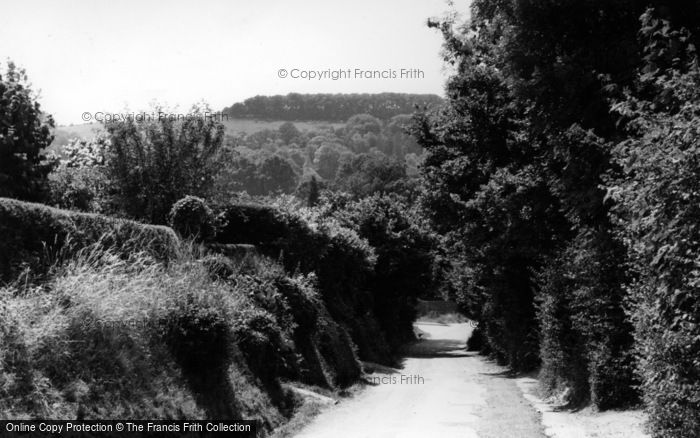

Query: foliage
[[223, 93, 443, 121], [48, 136, 109, 212], [0, 227, 368, 424], [102, 105, 224, 224], [0, 258, 207, 420], [412, 38, 564, 369], [313, 142, 350, 180], [306, 176, 320, 207], [211, 200, 404, 363], [328, 194, 439, 349], [416, 0, 700, 418], [334, 152, 410, 199], [0, 62, 55, 202], [536, 230, 636, 407], [607, 21, 700, 435], [215, 150, 299, 199]]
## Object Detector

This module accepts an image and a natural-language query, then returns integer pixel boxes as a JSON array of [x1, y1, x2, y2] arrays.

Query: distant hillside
[[50, 92, 441, 149], [50, 119, 343, 150], [222, 93, 444, 122]]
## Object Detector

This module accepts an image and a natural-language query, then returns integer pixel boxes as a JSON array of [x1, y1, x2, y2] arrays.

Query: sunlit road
[[294, 322, 546, 438]]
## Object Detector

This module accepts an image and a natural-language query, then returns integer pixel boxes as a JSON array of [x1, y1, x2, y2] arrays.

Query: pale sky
[[0, 0, 471, 125]]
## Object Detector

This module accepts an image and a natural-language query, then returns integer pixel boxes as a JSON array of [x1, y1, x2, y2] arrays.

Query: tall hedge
[[608, 43, 700, 436], [536, 230, 637, 407], [0, 197, 178, 282]]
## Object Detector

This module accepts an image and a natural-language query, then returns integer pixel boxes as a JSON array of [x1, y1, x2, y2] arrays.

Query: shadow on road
[[405, 338, 466, 356]]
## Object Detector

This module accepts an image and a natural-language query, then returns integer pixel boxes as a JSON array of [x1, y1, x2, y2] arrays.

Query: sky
[[0, 0, 471, 125]]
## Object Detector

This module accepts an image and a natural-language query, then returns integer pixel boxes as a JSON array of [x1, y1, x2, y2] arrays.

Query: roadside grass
[[271, 381, 367, 438]]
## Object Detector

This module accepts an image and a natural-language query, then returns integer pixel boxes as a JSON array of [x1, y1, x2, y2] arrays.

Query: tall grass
[[0, 242, 286, 424]]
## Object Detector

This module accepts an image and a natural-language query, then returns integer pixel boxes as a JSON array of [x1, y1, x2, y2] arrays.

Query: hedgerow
[[0, 197, 178, 283], [608, 36, 700, 436]]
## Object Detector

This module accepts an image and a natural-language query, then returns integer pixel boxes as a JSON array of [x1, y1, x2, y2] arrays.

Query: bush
[[331, 194, 438, 350], [49, 165, 108, 213], [169, 196, 216, 241], [213, 201, 395, 363], [315, 313, 362, 388], [47, 136, 109, 213], [0, 197, 178, 283]]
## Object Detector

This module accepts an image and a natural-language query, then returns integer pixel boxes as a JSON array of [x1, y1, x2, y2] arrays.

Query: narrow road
[[294, 322, 546, 438]]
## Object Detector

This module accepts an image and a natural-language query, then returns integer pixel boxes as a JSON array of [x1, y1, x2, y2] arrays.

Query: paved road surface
[[294, 322, 546, 438]]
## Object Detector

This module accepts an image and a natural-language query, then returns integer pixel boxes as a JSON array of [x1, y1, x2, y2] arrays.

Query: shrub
[[48, 166, 108, 213], [535, 230, 637, 408], [168, 196, 215, 241], [47, 136, 109, 213], [331, 194, 438, 350]]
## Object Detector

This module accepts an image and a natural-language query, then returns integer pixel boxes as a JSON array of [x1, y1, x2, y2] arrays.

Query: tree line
[[222, 93, 443, 121], [414, 2, 700, 437]]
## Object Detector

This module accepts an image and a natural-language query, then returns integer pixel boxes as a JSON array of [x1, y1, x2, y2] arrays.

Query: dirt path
[[293, 322, 546, 438]]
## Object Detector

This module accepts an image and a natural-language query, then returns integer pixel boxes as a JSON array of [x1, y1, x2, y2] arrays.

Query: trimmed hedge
[[168, 196, 215, 241], [0, 197, 179, 282], [214, 203, 324, 273]]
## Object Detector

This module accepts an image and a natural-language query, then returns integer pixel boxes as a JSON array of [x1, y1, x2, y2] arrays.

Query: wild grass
[[0, 232, 367, 436], [0, 240, 287, 424]]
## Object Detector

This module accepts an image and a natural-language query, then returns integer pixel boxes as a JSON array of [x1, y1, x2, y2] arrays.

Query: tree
[[313, 142, 349, 180], [418, 0, 700, 409], [606, 13, 700, 435], [0, 62, 55, 201], [103, 105, 224, 224], [334, 152, 409, 199], [258, 155, 298, 194], [307, 176, 320, 207], [412, 32, 564, 369], [278, 122, 301, 145]]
